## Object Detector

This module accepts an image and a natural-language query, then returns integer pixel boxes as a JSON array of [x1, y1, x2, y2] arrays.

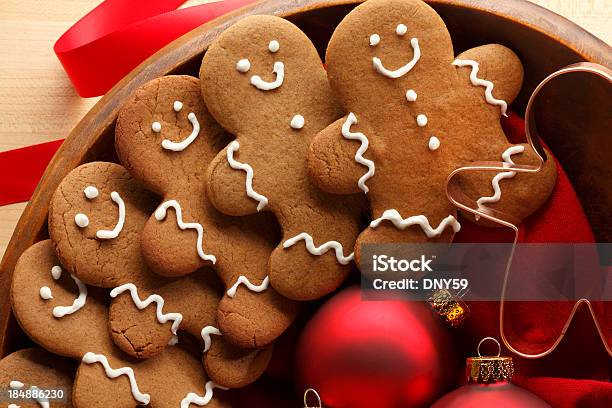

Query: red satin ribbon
[[54, 0, 256, 97], [0, 140, 64, 206]]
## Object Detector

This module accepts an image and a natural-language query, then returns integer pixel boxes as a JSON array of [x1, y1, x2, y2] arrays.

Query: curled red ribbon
[[54, 0, 256, 97]]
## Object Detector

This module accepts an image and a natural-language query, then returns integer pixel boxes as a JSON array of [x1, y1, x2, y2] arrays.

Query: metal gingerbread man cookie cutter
[[446, 62, 612, 359]]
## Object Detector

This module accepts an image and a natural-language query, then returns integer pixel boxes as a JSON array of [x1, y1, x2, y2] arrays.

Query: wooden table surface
[[0, 0, 610, 259]]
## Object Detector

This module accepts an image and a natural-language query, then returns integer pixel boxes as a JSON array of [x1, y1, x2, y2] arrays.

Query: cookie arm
[[461, 144, 557, 225], [308, 115, 374, 195], [454, 44, 524, 113], [205, 147, 263, 216]]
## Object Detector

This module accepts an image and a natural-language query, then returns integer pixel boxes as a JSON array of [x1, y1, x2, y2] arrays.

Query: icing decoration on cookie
[[283, 233, 354, 265], [236, 59, 251, 73], [167, 336, 179, 346], [370, 210, 461, 238], [84, 186, 99, 199], [226, 141, 269, 211], [226, 276, 270, 298], [111, 283, 183, 336], [290, 114, 305, 129], [152, 122, 162, 133], [416, 114, 428, 127], [428, 136, 440, 151], [373, 38, 421, 79], [39, 286, 53, 300], [10, 381, 49, 408], [51, 265, 62, 280], [161, 112, 200, 152], [250, 61, 285, 91], [341, 113, 375, 194], [396, 23, 408, 36], [74, 213, 89, 228], [476, 145, 525, 209], [81, 352, 151, 405], [452, 59, 508, 116], [200, 326, 222, 353], [174, 101, 183, 112], [96, 191, 125, 239], [154, 200, 217, 263], [369, 34, 380, 46], [180, 381, 229, 408], [268, 40, 280, 53], [405, 89, 417, 102], [52, 274, 88, 318]]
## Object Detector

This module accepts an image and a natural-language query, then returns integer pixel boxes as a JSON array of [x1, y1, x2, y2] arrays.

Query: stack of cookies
[[1, 0, 556, 406]]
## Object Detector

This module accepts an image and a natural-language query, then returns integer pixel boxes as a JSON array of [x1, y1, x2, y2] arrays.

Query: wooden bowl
[[1, 0, 610, 356]]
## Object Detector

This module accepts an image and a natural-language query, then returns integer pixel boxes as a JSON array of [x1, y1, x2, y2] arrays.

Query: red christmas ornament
[[297, 286, 456, 408], [432, 337, 551, 408]]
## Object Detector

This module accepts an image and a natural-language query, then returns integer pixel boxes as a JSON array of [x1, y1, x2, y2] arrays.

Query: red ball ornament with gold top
[[431, 337, 551, 408]]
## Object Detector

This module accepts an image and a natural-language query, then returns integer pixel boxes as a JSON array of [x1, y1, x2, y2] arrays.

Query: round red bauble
[[431, 382, 551, 407], [297, 286, 457, 408]]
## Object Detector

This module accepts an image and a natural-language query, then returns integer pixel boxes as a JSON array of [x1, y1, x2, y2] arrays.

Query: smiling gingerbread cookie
[[201, 15, 365, 301], [10, 240, 231, 407], [307, 0, 556, 262], [47, 161, 274, 389], [115, 75, 299, 349]]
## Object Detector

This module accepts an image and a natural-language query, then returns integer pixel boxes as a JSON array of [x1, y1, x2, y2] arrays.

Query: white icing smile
[[161, 112, 200, 152], [372, 37, 421, 79], [96, 191, 126, 240], [53, 274, 88, 318], [250, 61, 285, 91]]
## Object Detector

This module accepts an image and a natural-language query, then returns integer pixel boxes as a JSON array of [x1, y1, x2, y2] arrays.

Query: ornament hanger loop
[[477, 337, 501, 357], [304, 388, 322, 408]]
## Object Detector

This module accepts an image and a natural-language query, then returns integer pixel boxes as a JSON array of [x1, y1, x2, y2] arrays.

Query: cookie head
[[48, 162, 157, 288], [326, 0, 453, 114], [116, 75, 227, 197], [201, 15, 332, 135]]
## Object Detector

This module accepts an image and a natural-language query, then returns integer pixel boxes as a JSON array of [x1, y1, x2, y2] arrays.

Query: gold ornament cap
[[428, 288, 470, 328], [466, 337, 514, 383]]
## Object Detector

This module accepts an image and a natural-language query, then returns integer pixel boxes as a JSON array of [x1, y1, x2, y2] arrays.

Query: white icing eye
[[236, 59, 251, 73], [268, 40, 280, 53], [396, 24, 408, 36], [152, 122, 162, 133], [173, 101, 183, 112], [40, 286, 53, 300], [428, 136, 440, 151], [406, 89, 417, 102], [290, 114, 305, 129], [51, 265, 62, 280], [84, 186, 98, 199], [416, 114, 428, 127], [75, 213, 89, 228], [369, 34, 380, 46]]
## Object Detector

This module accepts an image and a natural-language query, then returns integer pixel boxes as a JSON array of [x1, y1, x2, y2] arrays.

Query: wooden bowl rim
[[1, 0, 611, 353]]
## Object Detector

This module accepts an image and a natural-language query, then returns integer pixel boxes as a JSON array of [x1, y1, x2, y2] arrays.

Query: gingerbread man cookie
[[115, 75, 299, 348], [10, 240, 231, 407], [307, 0, 556, 261], [47, 162, 272, 388], [201, 15, 364, 301], [0, 348, 75, 408]]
